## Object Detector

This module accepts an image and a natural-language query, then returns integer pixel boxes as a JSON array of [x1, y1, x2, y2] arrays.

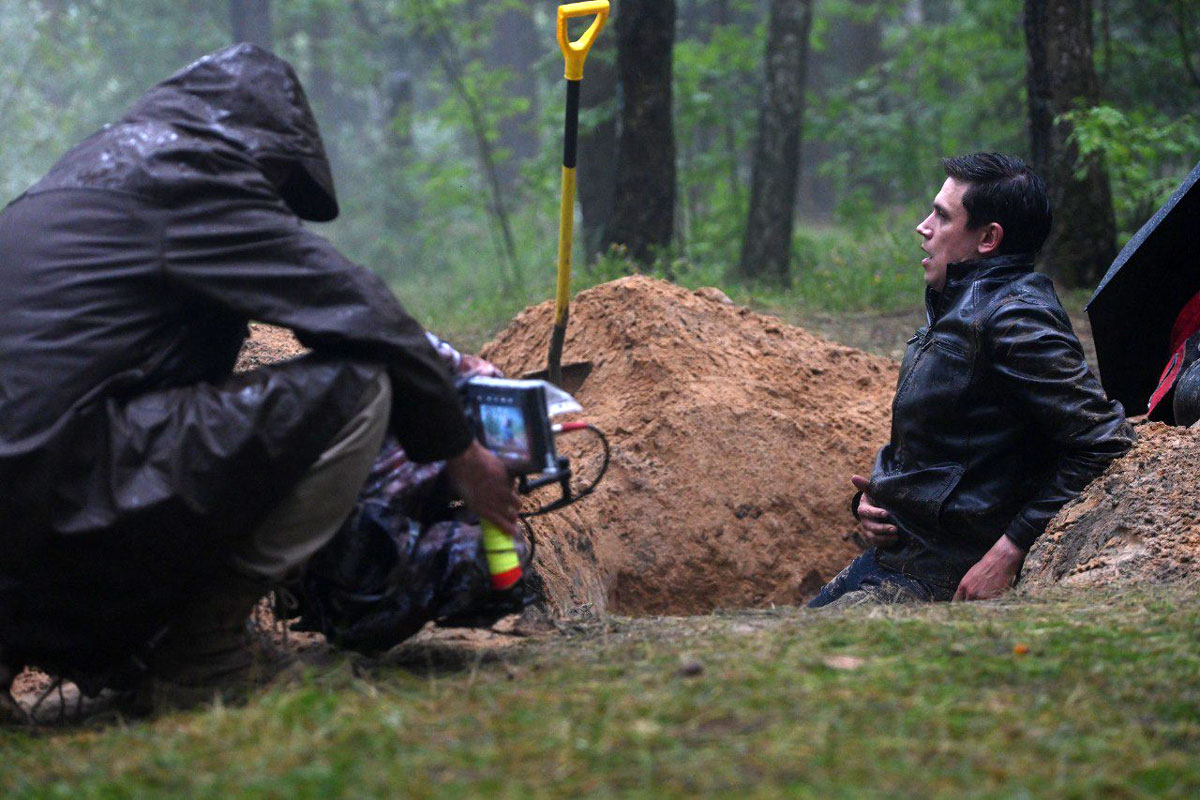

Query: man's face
[[916, 178, 985, 292]]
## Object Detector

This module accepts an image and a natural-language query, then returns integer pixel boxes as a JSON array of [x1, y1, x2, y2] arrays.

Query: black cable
[[520, 424, 610, 519]]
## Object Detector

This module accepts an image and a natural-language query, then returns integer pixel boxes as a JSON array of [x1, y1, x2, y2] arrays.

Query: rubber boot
[[146, 570, 275, 709], [0, 647, 27, 725]]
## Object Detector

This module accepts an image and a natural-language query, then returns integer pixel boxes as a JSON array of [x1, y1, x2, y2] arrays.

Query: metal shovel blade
[[522, 360, 593, 395]]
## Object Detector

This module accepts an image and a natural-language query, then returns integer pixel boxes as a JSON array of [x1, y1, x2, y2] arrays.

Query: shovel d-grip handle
[[557, 1, 609, 80]]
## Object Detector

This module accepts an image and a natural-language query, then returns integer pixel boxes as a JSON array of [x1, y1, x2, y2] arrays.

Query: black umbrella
[[1086, 158, 1200, 417]]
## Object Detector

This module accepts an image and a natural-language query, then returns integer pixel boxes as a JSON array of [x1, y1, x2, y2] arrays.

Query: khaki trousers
[[230, 370, 392, 584]]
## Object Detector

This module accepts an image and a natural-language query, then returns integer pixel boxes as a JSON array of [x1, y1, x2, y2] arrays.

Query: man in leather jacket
[[809, 153, 1134, 607]]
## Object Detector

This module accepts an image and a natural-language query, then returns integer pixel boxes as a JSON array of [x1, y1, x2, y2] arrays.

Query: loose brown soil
[[233, 279, 900, 616], [482, 276, 896, 615], [1021, 421, 1200, 590]]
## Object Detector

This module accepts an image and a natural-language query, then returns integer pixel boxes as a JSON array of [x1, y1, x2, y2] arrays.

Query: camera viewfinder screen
[[479, 403, 532, 466]]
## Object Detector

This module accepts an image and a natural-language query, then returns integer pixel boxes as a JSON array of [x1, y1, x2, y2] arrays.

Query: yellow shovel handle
[[557, 1, 610, 81]]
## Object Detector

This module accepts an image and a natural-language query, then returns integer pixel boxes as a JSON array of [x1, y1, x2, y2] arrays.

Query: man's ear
[[977, 222, 1004, 256]]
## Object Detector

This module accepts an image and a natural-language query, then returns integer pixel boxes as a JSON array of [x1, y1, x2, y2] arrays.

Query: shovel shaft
[[554, 80, 581, 328], [547, 317, 568, 388], [548, 2, 608, 384]]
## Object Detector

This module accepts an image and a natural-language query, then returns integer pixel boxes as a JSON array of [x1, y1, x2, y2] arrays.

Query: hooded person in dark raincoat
[[0, 44, 518, 701]]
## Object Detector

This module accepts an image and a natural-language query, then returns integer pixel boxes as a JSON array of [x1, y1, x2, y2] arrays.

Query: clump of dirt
[[1022, 422, 1200, 590], [481, 275, 898, 616], [235, 322, 306, 371]]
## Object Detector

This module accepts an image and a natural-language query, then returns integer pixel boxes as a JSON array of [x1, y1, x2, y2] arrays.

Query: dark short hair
[[941, 153, 1052, 255]]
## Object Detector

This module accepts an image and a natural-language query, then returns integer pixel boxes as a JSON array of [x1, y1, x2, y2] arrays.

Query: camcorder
[[463, 376, 606, 611], [465, 377, 572, 492]]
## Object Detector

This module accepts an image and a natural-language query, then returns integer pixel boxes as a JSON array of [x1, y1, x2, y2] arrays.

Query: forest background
[[2, 5, 1200, 790], [1, 0, 1196, 350]]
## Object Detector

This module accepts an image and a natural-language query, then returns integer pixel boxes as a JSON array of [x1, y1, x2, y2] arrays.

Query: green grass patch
[[4, 586, 1199, 797]]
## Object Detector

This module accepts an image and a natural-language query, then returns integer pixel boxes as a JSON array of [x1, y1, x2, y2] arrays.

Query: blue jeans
[[807, 548, 948, 608]]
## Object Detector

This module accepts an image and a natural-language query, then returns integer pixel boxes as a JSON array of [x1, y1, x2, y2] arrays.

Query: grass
[[3, 586, 1199, 797]]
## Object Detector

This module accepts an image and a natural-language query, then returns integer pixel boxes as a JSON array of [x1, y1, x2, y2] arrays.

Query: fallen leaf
[[824, 655, 865, 670]]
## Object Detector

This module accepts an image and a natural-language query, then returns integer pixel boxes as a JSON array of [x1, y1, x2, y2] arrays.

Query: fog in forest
[[2, 0, 1195, 332]]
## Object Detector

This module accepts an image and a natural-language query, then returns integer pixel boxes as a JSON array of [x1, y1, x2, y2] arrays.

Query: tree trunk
[[1024, 0, 1116, 287], [230, 0, 272, 50], [577, 31, 618, 259], [603, 0, 677, 265], [419, 6, 522, 291], [739, 0, 813, 283]]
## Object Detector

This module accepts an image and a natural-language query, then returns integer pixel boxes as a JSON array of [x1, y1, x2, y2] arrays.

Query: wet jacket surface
[[0, 44, 471, 682], [868, 253, 1134, 591]]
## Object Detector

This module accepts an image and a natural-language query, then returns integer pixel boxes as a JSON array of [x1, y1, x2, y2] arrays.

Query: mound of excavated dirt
[[1022, 422, 1200, 590], [482, 276, 897, 615]]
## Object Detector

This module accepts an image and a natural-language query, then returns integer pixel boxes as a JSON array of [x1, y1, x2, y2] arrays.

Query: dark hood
[[122, 43, 338, 221]]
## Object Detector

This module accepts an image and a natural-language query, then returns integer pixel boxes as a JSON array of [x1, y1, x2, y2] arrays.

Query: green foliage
[[1061, 105, 1200, 243], [2, 588, 1199, 796], [580, 215, 924, 318], [809, 0, 1028, 215], [0, 0, 1195, 342], [673, 9, 762, 270], [0, 0, 227, 201], [788, 222, 925, 312], [1097, 0, 1199, 119]]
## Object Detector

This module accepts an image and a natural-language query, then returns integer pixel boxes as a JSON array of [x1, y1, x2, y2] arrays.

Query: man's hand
[[445, 440, 521, 537], [954, 535, 1026, 601], [851, 474, 900, 548]]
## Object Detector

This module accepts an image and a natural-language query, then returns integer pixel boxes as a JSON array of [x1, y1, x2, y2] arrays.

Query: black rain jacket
[[0, 44, 472, 686], [866, 253, 1134, 591]]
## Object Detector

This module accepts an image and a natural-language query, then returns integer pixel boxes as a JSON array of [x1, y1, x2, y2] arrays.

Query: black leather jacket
[[867, 253, 1134, 590]]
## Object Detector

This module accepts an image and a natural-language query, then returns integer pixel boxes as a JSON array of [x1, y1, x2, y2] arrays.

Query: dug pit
[[237, 276, 899, 616], [231, 276, 1200, 613], [481, 276, 897, 615]]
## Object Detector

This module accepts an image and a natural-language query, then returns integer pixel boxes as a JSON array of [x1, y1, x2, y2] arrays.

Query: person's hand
[[445, 440, 521, 536], [851, 474, 900, 547], [953, 535, 1026, 601], [459, 353, 503, 379]]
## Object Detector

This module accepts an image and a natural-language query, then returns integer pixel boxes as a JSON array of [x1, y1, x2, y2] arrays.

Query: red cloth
[[1147, 290, 1200, 414]]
